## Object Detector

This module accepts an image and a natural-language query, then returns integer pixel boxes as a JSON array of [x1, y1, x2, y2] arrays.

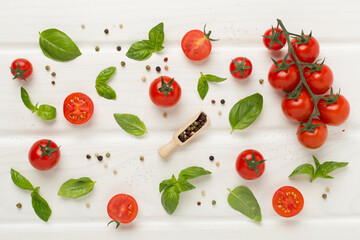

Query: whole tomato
[[229, 57, 252, 79], [297, 118, 328, 149], [304, 64, 333, 95], [28, 139, 60, 170], [262, 27, 286, 51], [281, 89, 314, 122], [268, 60, 300, 92], [235, 149, 265, 180], [149, 76, 181, 108], [318, 94, 350, 126], [291, 35, 320, 63], [10, 58, 33, 81]]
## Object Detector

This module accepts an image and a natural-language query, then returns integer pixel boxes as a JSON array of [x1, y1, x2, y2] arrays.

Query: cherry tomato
[[10, 58, 33, 81], [268, 60, 300, 92], [304, 64, 333, 95], [149, 76, 181, 108], [262, 28, 286, 51], [181, 26, 216, 61], [297, 118, 328, 149], [318, 94, 350, 126], [107, 194, 138, 224], [63, 92, 94, 124], [272, 186, 304, 218], [235, 149, 265, 180], [291, 35, 320, 63], [281, 89, 314, 122], [229, 57, 252, 79], [28, 139, 60, 170]]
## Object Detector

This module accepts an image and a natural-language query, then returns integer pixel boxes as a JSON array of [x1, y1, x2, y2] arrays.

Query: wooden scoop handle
[[158, 139, 177, 159]]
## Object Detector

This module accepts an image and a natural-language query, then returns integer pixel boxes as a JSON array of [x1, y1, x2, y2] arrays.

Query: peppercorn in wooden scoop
[[158, 111, 209, 158]]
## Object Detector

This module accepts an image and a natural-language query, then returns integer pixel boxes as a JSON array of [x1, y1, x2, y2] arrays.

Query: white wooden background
[[1, 0, 360, 239]]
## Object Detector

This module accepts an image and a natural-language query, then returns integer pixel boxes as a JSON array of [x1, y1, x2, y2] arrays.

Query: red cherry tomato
[[10, 58, 33, 81], [181, 27, 214, 61], [28, 139, 60, 170], [268, 60, 300, 92], [149, 76, 181, 108], [262, 28, 286, 51], [304, 64, 333, 95], [107, 194, 138, 224], [235, 149, 265, 180], [272, 186, 304, 218], [229, 57, 252, 79], [318, 94, 350, 126], [63, 92, 94, 124], [291, 35, 320, 63], [281, 89, 314, 122], [297, 118, 328, 149]]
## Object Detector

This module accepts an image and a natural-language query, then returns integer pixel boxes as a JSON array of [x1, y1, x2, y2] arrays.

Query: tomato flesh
[[107, 194, 138, 224], [28, 139, 60, 170], [318, 95, 350, 126], [63, 92, 94, 124], [181, 30, 212, 61], [235, 149, 265, 180], [273, 186, 304, 218]]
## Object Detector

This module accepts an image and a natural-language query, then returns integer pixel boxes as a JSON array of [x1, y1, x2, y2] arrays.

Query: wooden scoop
[[158, 111, 210, 159]]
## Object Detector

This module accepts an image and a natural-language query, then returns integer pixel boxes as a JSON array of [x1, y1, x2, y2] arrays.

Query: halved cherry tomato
[[268, 60, 300, 92], [229, 57, 252, 79], [63, 92, 94, 124], [304, 64, 333, 95], [291, 35, 319, 63], [262, 28, 286, 51], [318, 94, 350, 126], [235, 149, 265, 180], [28, 139, 60, 170], [149, 76, 181, 108], [281, 89, 314, 122], [10, 58, 33, 81], [297, 118, 328, 149], [107, 194, 138, 224], [272, 186, 304, 218]]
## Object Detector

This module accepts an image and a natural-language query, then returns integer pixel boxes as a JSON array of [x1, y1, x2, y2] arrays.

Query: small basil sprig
[[227, 186, 261, 222], [229, 93, 263, 133], [289, 156, 348, 182], [21, 87, 56, 120], [10, 169, 52, 222], [58, 177, 96, 199], [95, 66, 117, 100], [160, 166, 211, 215], [197, 72, 226, 100], [114, 113, 147, 136], [39, 28, 81, 61], [126, 23, 164, 61]]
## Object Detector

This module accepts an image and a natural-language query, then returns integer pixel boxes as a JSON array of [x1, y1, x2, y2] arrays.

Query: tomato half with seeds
[[297, 118, 328, 149], [63, 92, 94, 124], [229, 57, 252, 79], [268, 60, 300, 92], [149, 76, 181, 108], [107, 194, 138, 225], [281, 89, 314, 122], [291, 35, 320, 63], [28, 139, 60, 170], [10, 58, 33, 81], [304, 64, 333, 95], [262, 27, 286, 51], [235, 149, 265, 180], [272, 186, 304, 218], [318, 94, 350, 126]]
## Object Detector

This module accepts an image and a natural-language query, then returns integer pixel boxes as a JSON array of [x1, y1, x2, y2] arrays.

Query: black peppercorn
[[156, 66, 161, 72], [86, 154, 91, 159], [104, 29, 109, 34], [209, 156, 214, 161], [116, 46, 121, 51], [220, 99, 225, 104], [97, 155, 103, 161]]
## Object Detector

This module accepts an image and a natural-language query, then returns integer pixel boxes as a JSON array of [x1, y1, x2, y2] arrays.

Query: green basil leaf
[[113, 113, 147, 136], [159, 175, 176, 193], [197, 77, 209, 100], [227, 186, 261, 222], [178, 166, 212, 181], [96, 84, 116, 100], [175, 180, 195, 192], [39, 29, 81, 62], [314, 161, 348, 180], [148, 22, 164, 51], [229, 93, 263, 133], [96, 66, 116, 85], [126, 40, 154, 61], [313, 155, 321, 169], [161, 186, 179, 215], [289, 164, 315, 179], [202, 74, 227, 83], [31, 187, 52, 222], [58, 177, 95, 199], [37, 104, 56, 120], [10, 168, 34, 191], [20, 87, 37, 112]]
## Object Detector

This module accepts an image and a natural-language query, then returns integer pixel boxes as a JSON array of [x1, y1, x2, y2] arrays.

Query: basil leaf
[[58, 177, 95, 199], [202, 74, 227, 83], [20, 87, 37, 112], [37, 104, 56, 120], [39, 29, 81, 62], [197, 77, 209, 100], [96, 84, 116, 100], [175, 180, 195, 192], [161, 186, 180, 215], [229, 93, 263, 133], [227, 186, 261, 222], [314, 161, 348, 180], [148, 22, 164, 51], [159, 175, 176, 192], [113, 113, 147, 136], [31, 187, 52, 222], [178, 166, 212, 181], [126, 40, 154, 61], [289, 164, 315, 178], [313, 155, 320, 169], [96, 66, 116, 85], [10, 168, 34, 191]]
